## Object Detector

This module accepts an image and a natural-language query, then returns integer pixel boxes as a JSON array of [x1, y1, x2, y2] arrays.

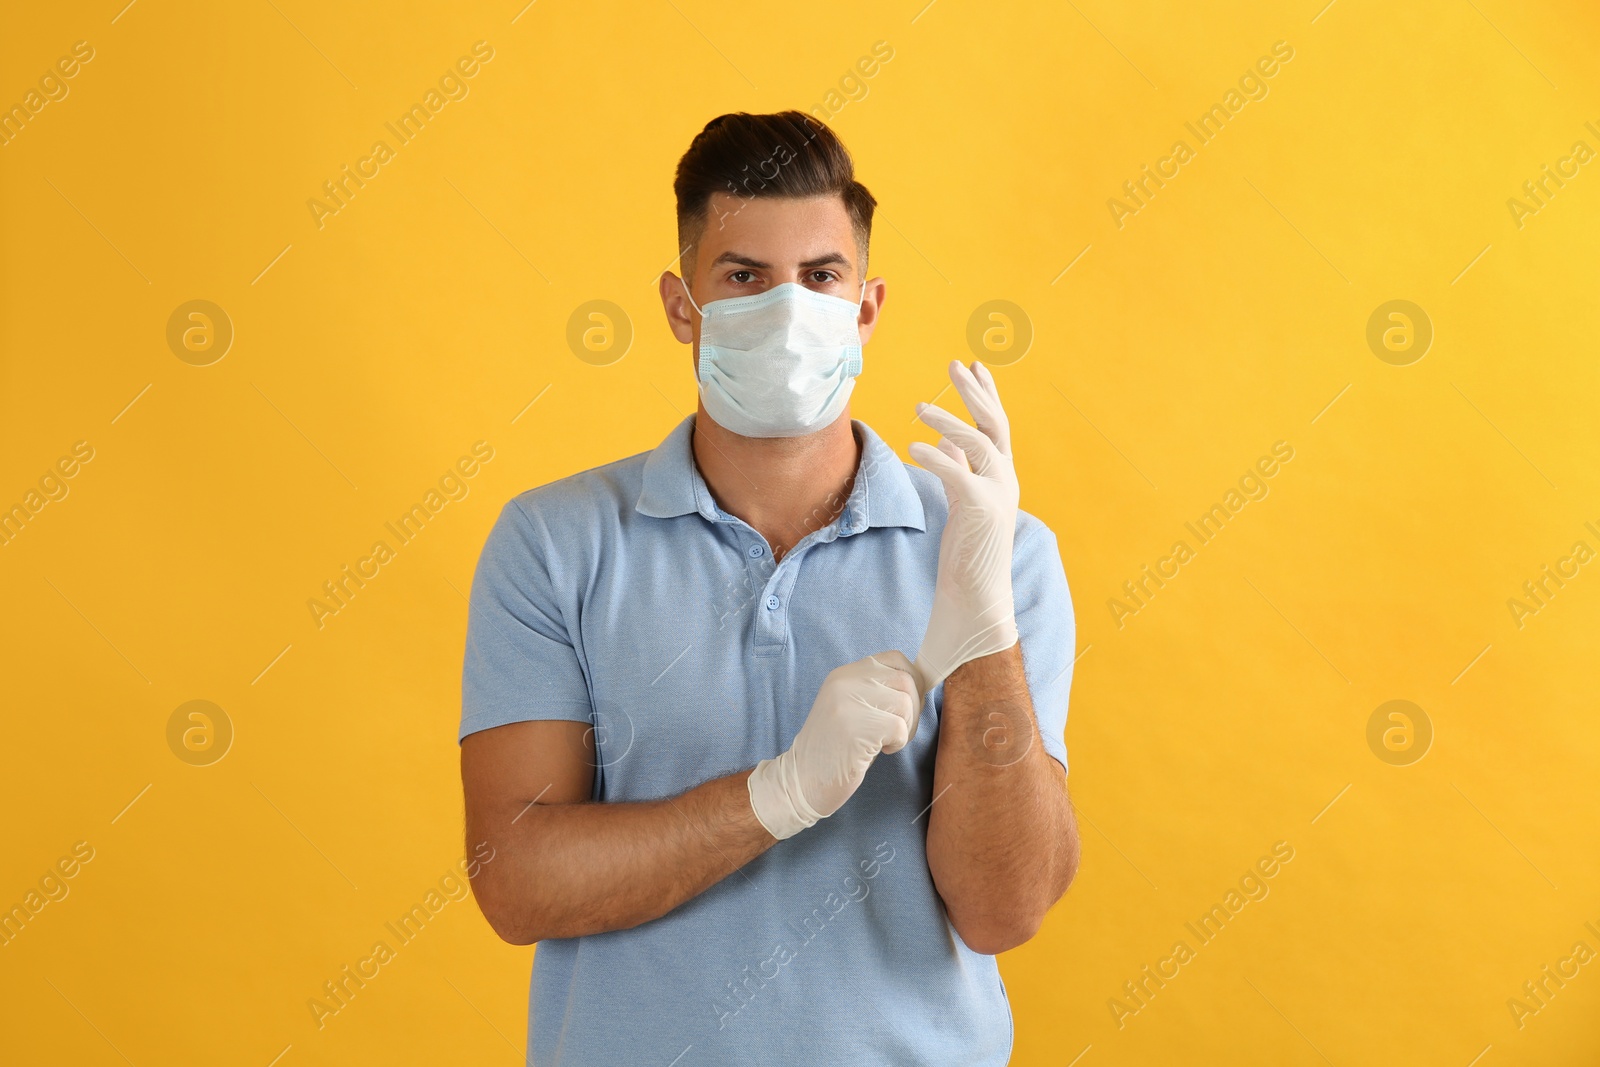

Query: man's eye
[[811, 271, 836, 284], [730, 270, 755, 284]]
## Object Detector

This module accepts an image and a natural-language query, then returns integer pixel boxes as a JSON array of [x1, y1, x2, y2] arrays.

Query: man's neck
[[691, 406, 862, 562]]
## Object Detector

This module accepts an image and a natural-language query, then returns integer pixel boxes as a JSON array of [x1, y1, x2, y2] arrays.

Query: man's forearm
[[925, 642, 1079, 954], [473, 769, 774, 943]]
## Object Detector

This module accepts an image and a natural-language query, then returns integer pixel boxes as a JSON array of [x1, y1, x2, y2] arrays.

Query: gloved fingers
[[863, 651, 919, 753], [914, 401, 1001, 472], [878, 712, 911, 755], [862, 693, 915, 755], [914, 400, 985, 446], [907, 439, 971, 487], [952, 360, 1012, 457], [935, 436, 970, 471], [866, 650, 920, 700]]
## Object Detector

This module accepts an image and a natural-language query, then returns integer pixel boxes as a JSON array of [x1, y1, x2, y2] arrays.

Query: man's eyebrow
[[707, 251, 854, 271], [799, 252, 852, 270], [709, 251, 770, 269]]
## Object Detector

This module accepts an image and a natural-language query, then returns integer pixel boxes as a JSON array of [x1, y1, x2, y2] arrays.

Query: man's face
[[660, 192, 886, 361]]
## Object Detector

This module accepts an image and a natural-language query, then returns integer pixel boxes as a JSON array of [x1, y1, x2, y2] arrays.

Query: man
[[459, 110, 1079, 1064]]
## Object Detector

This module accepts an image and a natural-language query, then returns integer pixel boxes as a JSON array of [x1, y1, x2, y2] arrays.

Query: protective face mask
[[681, 278, 866, 438]]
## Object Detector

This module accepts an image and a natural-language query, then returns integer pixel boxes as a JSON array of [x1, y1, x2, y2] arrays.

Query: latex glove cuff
[[911, 608, 1019, 699], [747, 750, 821, 841]]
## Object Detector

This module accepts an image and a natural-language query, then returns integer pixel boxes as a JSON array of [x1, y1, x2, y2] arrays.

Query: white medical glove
[[747, 651, 920, 841], [906, 359, 1021, 723]]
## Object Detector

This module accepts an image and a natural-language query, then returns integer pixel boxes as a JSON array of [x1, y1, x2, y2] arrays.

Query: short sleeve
[[1012, 518, 1076, 775], [459, 498, 594, 743]]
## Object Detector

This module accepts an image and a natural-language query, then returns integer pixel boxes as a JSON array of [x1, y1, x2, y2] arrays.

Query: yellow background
[[3, 0, 1598, 1063]]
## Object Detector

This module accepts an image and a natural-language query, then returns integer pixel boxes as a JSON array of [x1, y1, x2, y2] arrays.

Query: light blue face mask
[[681, 278, 866, 439]]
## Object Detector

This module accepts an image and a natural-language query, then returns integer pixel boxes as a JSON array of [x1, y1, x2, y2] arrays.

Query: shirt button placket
[[755, 546, 806, 654]]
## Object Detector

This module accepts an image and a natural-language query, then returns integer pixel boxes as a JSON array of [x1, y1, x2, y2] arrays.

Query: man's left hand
[[906, 359, 1021, 723]]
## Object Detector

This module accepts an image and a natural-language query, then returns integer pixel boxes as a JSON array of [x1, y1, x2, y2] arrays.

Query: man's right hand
[[747, 651, 921, 841]]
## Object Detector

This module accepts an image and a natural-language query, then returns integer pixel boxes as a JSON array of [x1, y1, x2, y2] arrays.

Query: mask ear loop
[[844, 279, 867, 377], [678, 275, 704, 316], [678, 276, 714, 385]]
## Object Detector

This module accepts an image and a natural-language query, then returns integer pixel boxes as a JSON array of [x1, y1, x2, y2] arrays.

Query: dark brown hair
[[673, 110, 877, 278]]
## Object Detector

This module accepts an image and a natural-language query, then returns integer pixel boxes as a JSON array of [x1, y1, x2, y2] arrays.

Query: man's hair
[[673, 110, 876, 280]]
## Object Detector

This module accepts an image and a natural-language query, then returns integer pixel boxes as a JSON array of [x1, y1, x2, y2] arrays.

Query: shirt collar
[[635, 414, 926, 533]]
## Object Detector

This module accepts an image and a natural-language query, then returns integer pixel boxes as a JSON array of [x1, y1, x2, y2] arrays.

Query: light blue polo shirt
[[460, 413, 1075, 1066]]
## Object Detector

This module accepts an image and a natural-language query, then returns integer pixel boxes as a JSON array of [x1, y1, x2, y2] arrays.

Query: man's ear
[[659, 271, 696, 344], [856, 277, 887, 344]]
